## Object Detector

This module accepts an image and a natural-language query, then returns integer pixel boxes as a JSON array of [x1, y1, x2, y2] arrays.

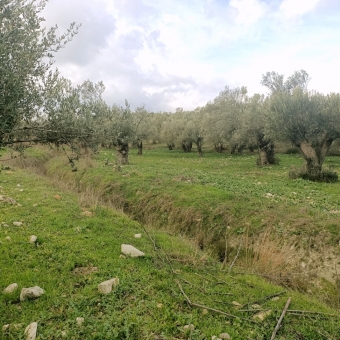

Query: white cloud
[[229, 0, 267, 25], [279, 0, 322, 18]]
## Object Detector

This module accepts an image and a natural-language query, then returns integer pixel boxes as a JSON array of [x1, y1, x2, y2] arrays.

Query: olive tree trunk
[[297, 138, 334, 178], [116, 142, 129, 165], [137, 139, 143, 155], [257, 140, 275, 166]]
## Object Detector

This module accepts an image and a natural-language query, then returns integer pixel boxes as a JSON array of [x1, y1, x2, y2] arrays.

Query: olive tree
[[0, 0, 79, 146], [270, 89, 340, 181]]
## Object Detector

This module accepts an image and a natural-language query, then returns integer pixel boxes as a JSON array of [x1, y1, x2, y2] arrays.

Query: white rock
[[17, 184, 21, 187], [212, 336, 221, 340], [271, 296, 280, 301], [253, 310, 272, 321], [61, 331, 67, 337], [20, 286, 44, 301], [3, 283, 18, 294], [119, 254, 126, 259], [121, 244, 145, 257], [219, 333, 231, 339], [13, 221, 23, 226], [184, 324, 195, 331], [98, 278, 119, 294], [134, 234, 142, 238], [2, 324, 10, 331], [232, 301, 242, 307], [5, 236, 11, 241], [29, 235, 37, 244], [24, 322, 37, 340], [19, 189, 24, 192], [76, 317, 84, 326], [33, 204, 38, 207]]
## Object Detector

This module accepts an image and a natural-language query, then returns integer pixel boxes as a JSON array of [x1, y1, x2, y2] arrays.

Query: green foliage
[[1, 159, 340, 339], [0, 0, 79, 145]]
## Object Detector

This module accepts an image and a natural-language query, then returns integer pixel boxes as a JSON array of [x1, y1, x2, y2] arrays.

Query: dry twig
[[270, 297, 291, 340]]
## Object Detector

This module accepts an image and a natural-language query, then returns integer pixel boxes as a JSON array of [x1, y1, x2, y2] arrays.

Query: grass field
[[1, 145, 340, 338]]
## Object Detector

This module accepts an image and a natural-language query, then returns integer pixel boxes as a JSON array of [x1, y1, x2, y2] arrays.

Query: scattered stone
[[157, 303, 163, 308], [3, 283, 18, 294], [29, 235, 37, 244], [211, 336, 221, 340], [301, 262, 306, 269], [33, 204, 38, 207], [219, 333, 231, 339], [20, 286, 44, 302], [17, 184, 21, 187], [232, 301, 242, 307], [13, 221, 23, 226], [134, 233, 142, 238], [5, 236, 11, 241], [76, 317, 84, 326], [61, 331, 67, 337], [184, 324, 195, 331], [271, 296, 280, 301], [54, 194, 61, 200], [253, 310, 272, 321], [0, 195, 16, 204], [2, 324, 10, 331], [202, 308, 208, 315], [3, 223, 9, 227], [98, 278, 119, 294], [72, 266, 98, 275], [82, 211, 93, 217], [265, 193, 274, 198], [251, 304, 261, 309], [24, 322, 37, 340], [119, 254, 126, 259], [19, 189, 24, 192], [121, 244, 145, 257]]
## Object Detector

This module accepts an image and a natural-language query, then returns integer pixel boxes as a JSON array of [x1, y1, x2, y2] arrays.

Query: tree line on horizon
[[1, 0, 340, 182]]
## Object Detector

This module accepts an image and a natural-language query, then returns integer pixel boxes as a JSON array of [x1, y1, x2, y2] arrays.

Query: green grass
[[1, 160, 340, 339]]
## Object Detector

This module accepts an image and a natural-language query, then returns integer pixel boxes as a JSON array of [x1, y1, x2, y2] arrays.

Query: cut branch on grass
[[270, 297, 291, 340], [176, 279, 256, 324], [229, 237, 242, 273]]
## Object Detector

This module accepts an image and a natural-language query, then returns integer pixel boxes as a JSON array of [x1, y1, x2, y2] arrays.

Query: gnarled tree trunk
[[214, 142, 223, 153], [257, 137, 275, 166], [182, 140, 192, 152], [137, 139, 143, 155], [195, 136, 203, 157], [116, 142, 129, 165], [297, 137, 334, 178]]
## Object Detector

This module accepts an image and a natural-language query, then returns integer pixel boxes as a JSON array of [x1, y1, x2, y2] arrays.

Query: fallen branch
[[229, 237, 242, 273], [270, 297, 291, 340], [176, 279, 256, 324], [287, 310, 340, 318]]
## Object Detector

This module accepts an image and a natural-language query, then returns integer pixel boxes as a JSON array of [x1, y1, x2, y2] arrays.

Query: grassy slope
[[1, 148, 340, 338]]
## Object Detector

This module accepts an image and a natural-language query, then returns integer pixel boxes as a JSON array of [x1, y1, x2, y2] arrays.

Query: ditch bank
[[4, 147, 340, 307]]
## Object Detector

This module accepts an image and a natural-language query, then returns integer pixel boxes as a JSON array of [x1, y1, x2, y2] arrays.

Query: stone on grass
[[20, 286, 44, 302], [29, 235, 37, 244], [98, 278, 119, 294], [82, 211, 93, 217], [219, 333, 231, 339], [3, 283, 18, 294], [134, 233, 142, 238], [2, 324, 10, 331], [271, 296, 280, 301], [211, 337, 221, 340], [24, 322, 37, 340], [76, 317, 84, 326], [5, 236, 11, 241], [13, 221, 23, 227], [253, 310, 272, 321], [232, 301, 242, 307], [184, 324, 195, 331], [121, 244, 145, 257]]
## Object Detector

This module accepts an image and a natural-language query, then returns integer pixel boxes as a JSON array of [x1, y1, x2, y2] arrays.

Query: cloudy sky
[[42, 0, 340, 112]]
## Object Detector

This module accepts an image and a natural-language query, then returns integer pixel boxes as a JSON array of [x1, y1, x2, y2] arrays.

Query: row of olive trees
[[2, 1, 340, 181]]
